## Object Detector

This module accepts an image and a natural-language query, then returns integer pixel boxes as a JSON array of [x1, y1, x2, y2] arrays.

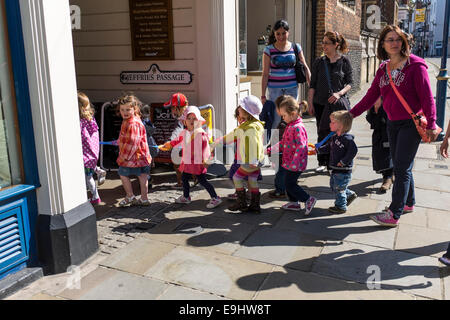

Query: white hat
[[179, 106, 206, 124], [239, 95, 263, 120]]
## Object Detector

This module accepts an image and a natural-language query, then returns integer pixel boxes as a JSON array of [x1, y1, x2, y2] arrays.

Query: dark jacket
[[318, 133, 358, 173]]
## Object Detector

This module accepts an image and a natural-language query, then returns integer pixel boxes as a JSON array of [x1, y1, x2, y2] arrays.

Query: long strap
[[323, 57, 333, 93], [293, 42, 300, 65], [386, 62, 417, 118]]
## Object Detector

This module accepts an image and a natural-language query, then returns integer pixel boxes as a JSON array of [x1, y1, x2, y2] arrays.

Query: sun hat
[[164, 93, 188, 108], [179, 106, 206, 124], [239, 95, 263, 121]]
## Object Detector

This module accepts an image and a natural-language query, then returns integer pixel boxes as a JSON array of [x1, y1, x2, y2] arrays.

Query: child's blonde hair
[[78, 91, 94, 121], [117, 93, 142, 117], [278, 96, 307, 116], [330, 110, 353, 133]]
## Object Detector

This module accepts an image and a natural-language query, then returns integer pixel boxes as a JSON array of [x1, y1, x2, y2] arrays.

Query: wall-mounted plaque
[[120, 64, 193, 84], [129, 0, 174, 60]]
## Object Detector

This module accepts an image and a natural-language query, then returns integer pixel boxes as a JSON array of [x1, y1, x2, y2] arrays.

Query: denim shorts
[[118, 166, 150, 177]]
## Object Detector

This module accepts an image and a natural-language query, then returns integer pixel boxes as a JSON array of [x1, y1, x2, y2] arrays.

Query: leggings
[[233, 166, 261, 193], [85, 175, 99, 200], [182, 173, 217, 199]]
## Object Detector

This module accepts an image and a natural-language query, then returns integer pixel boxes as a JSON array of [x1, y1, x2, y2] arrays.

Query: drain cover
[[173, 223, 203, 235]]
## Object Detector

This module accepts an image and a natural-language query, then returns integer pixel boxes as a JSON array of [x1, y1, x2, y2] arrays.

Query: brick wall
[[315, 0, 363, 92]]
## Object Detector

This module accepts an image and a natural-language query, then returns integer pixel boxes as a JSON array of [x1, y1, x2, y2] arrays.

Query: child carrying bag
[[386, 62, 441, 143]]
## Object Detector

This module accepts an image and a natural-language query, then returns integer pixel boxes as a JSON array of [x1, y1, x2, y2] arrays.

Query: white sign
[[398, 9, 408, 21], [120, 64, 193, 85]]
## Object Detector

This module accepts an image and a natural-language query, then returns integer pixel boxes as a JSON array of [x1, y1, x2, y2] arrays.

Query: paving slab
[[29, 293, 67, 300], [143, 246, 273, 300], [59, 267, 169, 300], [253, 266, 415, 300], [411, 171, 450, 192], [157, 285, 230, 300], [427, 208, 450, 231], [413, 188, 450, 212], [100, 238, 176, 275], [416, 144, 438, 160], [397, 207, 428, 228], [312, 241, 442, 300], [395, 224, 450, 258], [233, 227, 325, 272], [274, 198, 396, 249]]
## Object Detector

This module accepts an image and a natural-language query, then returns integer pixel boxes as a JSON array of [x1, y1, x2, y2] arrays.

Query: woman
[[308, 31, 353, 173], [261, 19, 311, 130], [349, 25, 439, 227]]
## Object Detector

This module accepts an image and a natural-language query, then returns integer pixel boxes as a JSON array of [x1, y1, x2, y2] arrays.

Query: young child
[[213, 95, 265, 213], [78, 91, 106, 205], [365, 97, 393, 193], [116, 94, 152, 207], [159, 106, 222, 209], [267, 96, 316, 215], [164, 93, 189, 189], [318, 110, 358, 214]]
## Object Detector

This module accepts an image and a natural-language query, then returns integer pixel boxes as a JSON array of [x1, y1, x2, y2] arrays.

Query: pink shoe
[[403, 205, 414, 213], [282, 202, 302, 211], [305, 196, 317, 216], [90, 197, 101, 205], [370, 209, 398, 227]]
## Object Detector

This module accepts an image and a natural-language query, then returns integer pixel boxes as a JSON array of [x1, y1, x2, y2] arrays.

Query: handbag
[[293, 43, 307, 84], [386, 62, 441, 143]]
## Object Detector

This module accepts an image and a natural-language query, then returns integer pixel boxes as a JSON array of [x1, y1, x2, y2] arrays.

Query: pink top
[[170, 128, 210, 175], [80, 118, 100, 169], [268, 118, 308, 172]]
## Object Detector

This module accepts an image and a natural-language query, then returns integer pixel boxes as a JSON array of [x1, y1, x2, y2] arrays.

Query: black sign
[[120, 64, 193, 85]]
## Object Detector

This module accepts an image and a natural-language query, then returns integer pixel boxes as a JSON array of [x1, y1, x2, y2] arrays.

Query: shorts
[[118, 166, 150, 177]]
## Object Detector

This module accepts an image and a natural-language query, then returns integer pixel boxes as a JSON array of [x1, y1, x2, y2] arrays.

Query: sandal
[[137, 198, 150, 206], [119, 196, 137, 207]]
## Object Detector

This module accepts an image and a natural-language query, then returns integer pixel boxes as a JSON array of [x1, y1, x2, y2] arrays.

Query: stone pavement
[[5, 60, 450, 301]]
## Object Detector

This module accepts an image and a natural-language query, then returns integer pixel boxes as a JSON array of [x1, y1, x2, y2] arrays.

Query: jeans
[[330, 172, 355, 210], [268, 86, 299, 129], [387, 119, 421, 219], [182, 173, 217, 199], [285, 170, 310, 203], [274, 164, 287, 193]]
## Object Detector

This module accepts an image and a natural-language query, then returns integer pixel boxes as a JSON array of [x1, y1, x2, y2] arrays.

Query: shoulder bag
[[386, 62, 441, 143]]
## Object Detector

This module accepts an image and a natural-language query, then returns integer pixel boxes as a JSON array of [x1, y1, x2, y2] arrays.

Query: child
[[267, 96, 316, 215], [318, 110, 358, 214], [365, 97, 393, 193], [141, 104, 158, 188], [78, 92, 106, 204], [213, 95, 265, 213], [116, 94, 152, 207], [164, 93, 189, 189], [159, 106, 222, 209]]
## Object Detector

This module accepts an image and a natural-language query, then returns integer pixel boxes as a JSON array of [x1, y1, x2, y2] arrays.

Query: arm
[[349, 69, 382, 118], [440, 120, 450, 158], [339, 140, 358, 167], [261, 50, 271, 104], [414, 65, 437, 130], [329, 57, 353, 104]]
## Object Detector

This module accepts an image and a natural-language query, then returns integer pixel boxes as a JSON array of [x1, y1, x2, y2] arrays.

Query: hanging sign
[[415, 8, 425, 23], [129, 0, 174, 60], [120, 64, 193, 85]]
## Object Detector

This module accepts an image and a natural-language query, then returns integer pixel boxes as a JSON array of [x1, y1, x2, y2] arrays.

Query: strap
[[293, 42, 300, 63], [386, 62, 416, 118], [323, 57, 333, 92]]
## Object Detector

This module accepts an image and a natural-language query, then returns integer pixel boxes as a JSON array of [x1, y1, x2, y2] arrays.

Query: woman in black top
[[308, 31, 353, 172]]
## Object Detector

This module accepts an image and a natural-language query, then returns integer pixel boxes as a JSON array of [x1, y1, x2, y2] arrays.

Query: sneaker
[[269, 190, 286, 199], [346, 193, 357, 206], [305, 196, 317, 215], [90, 197, 101, 205], [403, 205, 414, 213], [328, 206, 346, 214], [438, 255, 450, 266], [207, 197, 222, 209], [97, 169, 107, 186], [315, 166, 327, 173], [175, 195, 191, 204], [282, 202, 302, 211], [370, 209, 398, 227]]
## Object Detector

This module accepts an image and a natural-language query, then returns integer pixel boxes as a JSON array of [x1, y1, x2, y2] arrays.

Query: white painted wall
[[19, 0, 86, 214]]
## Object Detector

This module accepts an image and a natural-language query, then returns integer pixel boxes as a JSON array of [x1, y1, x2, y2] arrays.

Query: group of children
[[78, 90, 360, 216]]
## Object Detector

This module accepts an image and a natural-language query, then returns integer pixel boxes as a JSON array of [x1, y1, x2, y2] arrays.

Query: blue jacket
[[318, 133, 358, 173]]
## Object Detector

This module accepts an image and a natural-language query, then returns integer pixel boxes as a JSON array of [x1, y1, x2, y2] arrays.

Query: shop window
[[239, 0, 247, 76], [339, 0, 356, 10], [0, 13, 22, 189]]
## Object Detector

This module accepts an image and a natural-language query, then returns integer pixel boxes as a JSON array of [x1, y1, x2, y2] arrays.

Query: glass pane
[[239, 0, 247, 76], [0, 5, 22, 189]]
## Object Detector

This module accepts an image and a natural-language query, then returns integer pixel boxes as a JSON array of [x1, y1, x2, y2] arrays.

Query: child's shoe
[[97, 168, 107, 186], [228, 192, 238, 200], [370, 209, 398, 227], [207, 197, 222, 209], [175, 195, 191, 204], [245, 192, 261, 214], [137, 198, 151, 206], [346, 193, 357, 206], [403, 205, 414, 213], [228, 190, 247, 212], [438, 254, 450, 266], [328, 206, 346, 214], [305, 196, 317, 215], [119, 195, 137, 207], [315, 165, 327, 173], [90, 197, 101, 205], [282, 202, 302, 211]]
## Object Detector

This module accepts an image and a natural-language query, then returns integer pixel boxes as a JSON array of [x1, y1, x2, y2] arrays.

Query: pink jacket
[[80, 118, 100, 169], [269, 118, 308, 172], [170, 128, 211, 175]]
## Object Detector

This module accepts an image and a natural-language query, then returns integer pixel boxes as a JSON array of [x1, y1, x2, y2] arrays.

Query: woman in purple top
[[349, 25, 440, 227]]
